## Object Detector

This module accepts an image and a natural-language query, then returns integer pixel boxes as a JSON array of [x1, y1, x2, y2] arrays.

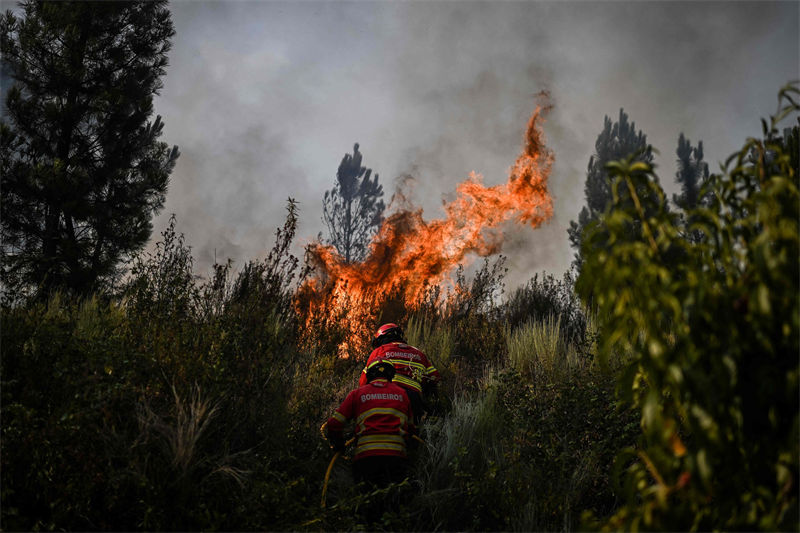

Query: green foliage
[[577, 83, 800, 531], [503, 270, 589, 346], [126, 214, 197, 323], [410, 391, 508, 530], [493, 370, 639, 532], [568, 108, 656, 269], [2, 202, 622, 530], [1, 294, 147, 530], [2, 201, 307, 531], [673, 133, 712, 243], [447, 257, 510, 379], [0, 1, 179, 297], [673, 133, 711, 212]]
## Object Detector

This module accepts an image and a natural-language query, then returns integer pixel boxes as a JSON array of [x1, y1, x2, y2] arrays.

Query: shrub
[[577, 83, 799, 530], [504, 271, 589, 346], [1, 295, 145, 530], [492, 369, 639, 532]]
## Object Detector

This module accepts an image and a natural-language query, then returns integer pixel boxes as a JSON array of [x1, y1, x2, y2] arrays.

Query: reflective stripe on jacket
[[359, 342, 441, 393], [326, 378, 414, 460]]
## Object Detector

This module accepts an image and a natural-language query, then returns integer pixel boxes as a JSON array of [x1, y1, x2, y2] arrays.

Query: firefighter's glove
[[422, 380, 438, 398], [329, 435, 345, 453]]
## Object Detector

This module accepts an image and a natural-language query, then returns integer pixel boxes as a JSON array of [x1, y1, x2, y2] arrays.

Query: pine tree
[[672, 133, 710, 243], [0, 1, 179, 297], [568, 109, 655, 267], [321, 143, 385, 263], [673, 133, 709, 210]]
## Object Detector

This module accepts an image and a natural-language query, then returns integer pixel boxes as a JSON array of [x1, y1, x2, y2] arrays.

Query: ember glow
[[296, 103, 555, 357]]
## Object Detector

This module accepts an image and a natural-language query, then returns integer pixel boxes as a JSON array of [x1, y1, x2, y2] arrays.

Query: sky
[[151, 0, 799, 290]]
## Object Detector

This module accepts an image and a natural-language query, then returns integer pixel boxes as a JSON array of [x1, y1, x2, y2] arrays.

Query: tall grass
[[411, 390, 506, 529], [506, 314, 587, 382], [405, 315, 458, 398], [405, 316, 454, 367], [136, 386, 245, 484]]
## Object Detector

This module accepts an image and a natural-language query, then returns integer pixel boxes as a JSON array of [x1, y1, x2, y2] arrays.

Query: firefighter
[[360, 323, 441, 424], [325, 361, 415, 489]]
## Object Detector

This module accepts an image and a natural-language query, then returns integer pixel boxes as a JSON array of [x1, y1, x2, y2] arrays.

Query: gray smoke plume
[[151, 1, 799, 288]]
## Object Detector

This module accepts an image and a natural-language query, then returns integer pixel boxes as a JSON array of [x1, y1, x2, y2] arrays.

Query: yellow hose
[[320, 451, 341, 508], [320, 437, 356, 509]]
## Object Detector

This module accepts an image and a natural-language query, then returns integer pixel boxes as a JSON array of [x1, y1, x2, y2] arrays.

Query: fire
[[296, 102, 554, 357]]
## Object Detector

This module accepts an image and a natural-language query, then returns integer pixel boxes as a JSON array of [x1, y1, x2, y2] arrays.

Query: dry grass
[[136, 385, 249, 487]]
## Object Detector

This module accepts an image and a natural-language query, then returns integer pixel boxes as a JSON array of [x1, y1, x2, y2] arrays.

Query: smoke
[[151, 1, 799, 287]]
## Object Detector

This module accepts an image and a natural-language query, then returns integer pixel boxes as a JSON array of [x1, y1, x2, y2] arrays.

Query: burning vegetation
[[296, 102, 555, 356]]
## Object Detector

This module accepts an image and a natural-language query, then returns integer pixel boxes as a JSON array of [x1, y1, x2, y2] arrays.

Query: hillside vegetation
[[2, 86, 798, 531]]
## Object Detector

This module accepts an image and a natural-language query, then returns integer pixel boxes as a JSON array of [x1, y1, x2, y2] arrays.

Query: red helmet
[[372, 323, 404, 347]]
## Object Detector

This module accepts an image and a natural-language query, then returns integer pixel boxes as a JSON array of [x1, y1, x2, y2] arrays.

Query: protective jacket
[[326, 378, 414, 460], [359, 341, 440, 393]]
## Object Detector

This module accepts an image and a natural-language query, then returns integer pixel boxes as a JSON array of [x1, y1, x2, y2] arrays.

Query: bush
[[0, 193, 640, 531], [493, 369, 639, 532], [577, 83, 799, 530], [1, 201, 309, 531], [504, 271, 589, 347], [1, 295, 146, 530]]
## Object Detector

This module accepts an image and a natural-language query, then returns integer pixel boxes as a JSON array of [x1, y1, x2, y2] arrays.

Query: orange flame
[[297, 102, 554, 357]]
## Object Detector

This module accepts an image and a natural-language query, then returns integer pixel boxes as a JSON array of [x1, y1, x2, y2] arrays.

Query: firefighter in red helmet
[[325, 361, 415, 488], [360, 323, 441, 424]]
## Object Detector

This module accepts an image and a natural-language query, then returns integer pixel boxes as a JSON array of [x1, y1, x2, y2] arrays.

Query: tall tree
[[576, 83, 799, 532], [1, 1, 179, 297], [673, 133, 710, 242], [321, 143, 385, 263], [568, 109, 655, 268], [673, 133, 709, 210]]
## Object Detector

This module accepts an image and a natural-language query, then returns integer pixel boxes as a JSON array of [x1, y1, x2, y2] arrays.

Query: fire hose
[[320, 434, 426, 508], [320, 436, 354, 509]]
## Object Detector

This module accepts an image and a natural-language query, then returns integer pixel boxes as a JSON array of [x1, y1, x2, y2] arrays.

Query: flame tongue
[[298, 104, 554, 357]]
